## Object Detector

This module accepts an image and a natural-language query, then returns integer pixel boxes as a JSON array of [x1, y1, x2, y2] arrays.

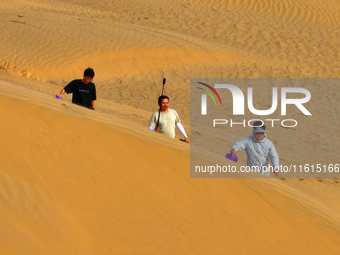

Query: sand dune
[[1, 0, 340, 253], [2, 0, 340, 80], [1, 84, 340, 254], [2, 0, 340, 122]]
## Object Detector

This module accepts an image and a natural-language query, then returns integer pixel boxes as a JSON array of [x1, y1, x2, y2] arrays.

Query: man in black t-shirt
[[56, 68, 97, 110]]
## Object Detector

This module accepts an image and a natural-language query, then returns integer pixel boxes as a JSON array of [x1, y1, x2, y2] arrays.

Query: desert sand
[[1, 0, 340, 254]]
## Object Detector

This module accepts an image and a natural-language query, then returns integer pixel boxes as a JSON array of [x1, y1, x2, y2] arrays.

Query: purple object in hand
[[226, 153, 238, 162], [56, 95, 62, 100]]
